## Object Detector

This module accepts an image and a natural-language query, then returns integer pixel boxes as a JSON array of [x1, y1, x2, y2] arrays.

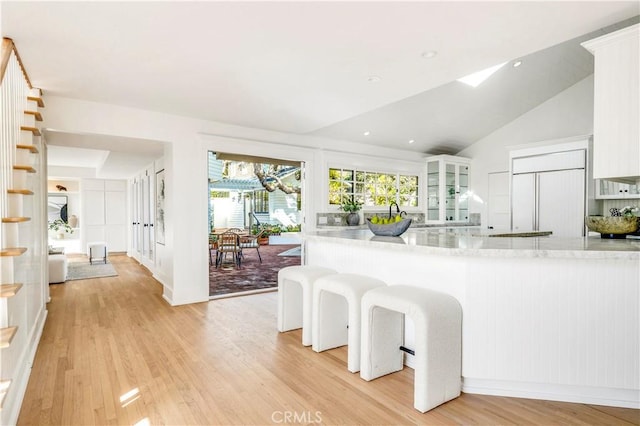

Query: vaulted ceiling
[[2, 2, 638, 177]]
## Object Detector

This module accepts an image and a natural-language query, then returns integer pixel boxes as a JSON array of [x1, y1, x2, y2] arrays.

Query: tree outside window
[[329, 168, 419, 207]]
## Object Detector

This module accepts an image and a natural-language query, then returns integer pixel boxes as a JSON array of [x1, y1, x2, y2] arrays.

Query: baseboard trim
[[463, 378, 640, 409]]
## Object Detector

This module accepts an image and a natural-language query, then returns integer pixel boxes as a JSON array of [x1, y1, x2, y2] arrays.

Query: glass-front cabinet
[[595, 179, 640, 199], [426, 155, 470, 222]]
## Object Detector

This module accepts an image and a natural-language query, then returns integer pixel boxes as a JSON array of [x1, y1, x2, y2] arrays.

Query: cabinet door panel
[[538, 169, 585, 238], [511, 174, 535, 231], [84, 191, 105, 225], [105, 191, 127, 225], [85, 226, 105, 245], [105, 225, 127, 252]]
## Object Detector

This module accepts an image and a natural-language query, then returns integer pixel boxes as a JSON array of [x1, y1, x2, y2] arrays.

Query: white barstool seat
[[277, 265, 336, 346], [87, 241, 107, 264], [312, 273, 386, 372], [360, 285, 462, 413]]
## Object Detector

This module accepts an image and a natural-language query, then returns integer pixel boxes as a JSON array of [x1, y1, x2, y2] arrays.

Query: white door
[[511, 173, 535, 231], [538, 169, 585, 238], [141, 172, 155, 267], [131, 178, 141, 258], [488, 171, 510, 231]]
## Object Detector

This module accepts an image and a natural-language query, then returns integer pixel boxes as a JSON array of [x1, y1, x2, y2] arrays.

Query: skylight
[[457, 61, 507, 88]]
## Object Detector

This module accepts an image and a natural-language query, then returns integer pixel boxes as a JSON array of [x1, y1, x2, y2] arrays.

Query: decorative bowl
[[365, 218, 412, 237], [585, 216, 638, 239]]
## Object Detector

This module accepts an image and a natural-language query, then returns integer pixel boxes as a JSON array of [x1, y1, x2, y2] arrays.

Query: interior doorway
[[207, 152, 303, 298]]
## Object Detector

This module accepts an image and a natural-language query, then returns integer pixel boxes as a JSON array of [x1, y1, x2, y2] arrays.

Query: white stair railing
[[0, 37, 47, 425]]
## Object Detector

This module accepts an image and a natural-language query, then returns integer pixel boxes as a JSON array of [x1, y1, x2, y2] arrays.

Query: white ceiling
[[2, 2, 639, 176]]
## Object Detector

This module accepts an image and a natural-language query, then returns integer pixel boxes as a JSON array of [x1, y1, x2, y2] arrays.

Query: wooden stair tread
[[2, 217, 30, 223], [0, 380, 11, 409], [0, 247, 27, 257], [0, 326, 18, 348], [27, 96, 44, 107], [8, 189, 34, 195], [20, 126, 41, 136], [13, 165, 36, 173], [24, 110, 43, 121], [0, 284, 23, 298], [16, 144, 39, 153]]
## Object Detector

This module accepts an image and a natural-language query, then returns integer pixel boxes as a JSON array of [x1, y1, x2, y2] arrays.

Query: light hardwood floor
[[18, 255, 639, 425]]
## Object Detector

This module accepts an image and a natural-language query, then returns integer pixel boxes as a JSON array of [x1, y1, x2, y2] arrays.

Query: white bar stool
[[360, 285, 462, 413], [87, 241, 107, 264], [277, 265, 336, 346], [48, 254, 68, 283], [312, 273, 386, 373]]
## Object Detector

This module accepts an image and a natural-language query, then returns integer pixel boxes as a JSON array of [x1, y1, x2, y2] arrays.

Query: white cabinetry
[[81, 179, 127, 252], [426, 155, 470, 222], [511, 148, 586, 238], [582, 24, 640, 185], [595, 179, 640, 199]]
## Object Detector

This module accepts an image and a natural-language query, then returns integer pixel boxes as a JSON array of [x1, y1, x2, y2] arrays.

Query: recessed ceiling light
[[513, 60, 523, 68], [363, 131, 371, 136], [367, 75, 381, 83], [457, 61, 508, 88], [421, 50, 438, 59], [408, 139, 415, 144]]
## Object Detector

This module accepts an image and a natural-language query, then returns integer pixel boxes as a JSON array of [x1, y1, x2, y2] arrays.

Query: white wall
[[458, 75, 595, 228]]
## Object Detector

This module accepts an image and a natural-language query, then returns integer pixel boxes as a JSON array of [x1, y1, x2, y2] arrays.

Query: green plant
[[48, 219, 73, 234], [253, 223, 281, 236], [620, 206, 639, 217], [340, 199, 362, 213]]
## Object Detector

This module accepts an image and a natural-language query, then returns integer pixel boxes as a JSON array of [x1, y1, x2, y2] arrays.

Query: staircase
[[0, 38, 48, 425]]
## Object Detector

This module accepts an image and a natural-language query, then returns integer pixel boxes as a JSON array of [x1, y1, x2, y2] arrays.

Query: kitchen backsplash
[[316, 211, 426, 227]]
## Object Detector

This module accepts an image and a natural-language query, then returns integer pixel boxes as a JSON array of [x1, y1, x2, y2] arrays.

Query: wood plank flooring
[[18, 255, 639, 425]]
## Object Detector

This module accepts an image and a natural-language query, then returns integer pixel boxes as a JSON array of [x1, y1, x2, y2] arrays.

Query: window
[[210, 191, 230, 198], [329, 168, 419, 207], [254, 190, 269, 213]]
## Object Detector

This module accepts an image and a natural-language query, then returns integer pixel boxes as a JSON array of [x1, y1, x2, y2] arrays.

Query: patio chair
[[239, 232, 262, 263], [209, 235, 217, 266], [216, 231, 242, 268]]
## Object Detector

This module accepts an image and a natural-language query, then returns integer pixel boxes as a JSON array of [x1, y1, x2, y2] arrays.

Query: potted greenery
[[252, 224, 280, 245], [340, 198, 362, 226], [48, 219, 74, 239]]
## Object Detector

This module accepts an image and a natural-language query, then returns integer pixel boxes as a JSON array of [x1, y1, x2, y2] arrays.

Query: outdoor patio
[[209, 243, 301, 297]]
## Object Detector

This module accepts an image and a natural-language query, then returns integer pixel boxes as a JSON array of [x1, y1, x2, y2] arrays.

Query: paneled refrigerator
[[511, 150, 586, 238]]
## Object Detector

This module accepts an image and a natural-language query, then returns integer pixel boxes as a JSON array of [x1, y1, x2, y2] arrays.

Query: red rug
[[209, 244, 301, 297]]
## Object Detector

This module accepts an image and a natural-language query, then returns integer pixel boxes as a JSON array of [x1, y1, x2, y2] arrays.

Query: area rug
[[66, 261, 118, 281]]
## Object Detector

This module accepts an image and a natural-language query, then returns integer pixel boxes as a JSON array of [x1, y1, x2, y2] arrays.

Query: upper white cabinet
[[426, 155, 470, 222], [582, 24, 639, 185]]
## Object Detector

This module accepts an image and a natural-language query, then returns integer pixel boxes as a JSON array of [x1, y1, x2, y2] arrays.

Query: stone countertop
[[305, 227, 640, 260], [316, 221, 478, 230]]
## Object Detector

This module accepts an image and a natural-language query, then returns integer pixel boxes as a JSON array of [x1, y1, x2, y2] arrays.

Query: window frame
[[328, 167, 420, 210]]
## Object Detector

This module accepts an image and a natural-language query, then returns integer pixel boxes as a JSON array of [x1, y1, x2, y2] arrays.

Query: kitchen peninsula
[[304, 228, 640, 409]]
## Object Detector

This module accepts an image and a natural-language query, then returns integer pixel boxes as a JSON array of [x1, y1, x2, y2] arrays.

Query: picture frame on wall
[[156, 169, 166, 245], [47, 194, 68, 223]]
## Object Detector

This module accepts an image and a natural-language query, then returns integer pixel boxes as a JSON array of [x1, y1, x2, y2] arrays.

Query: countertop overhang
[[306, 227, 640, 260]]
